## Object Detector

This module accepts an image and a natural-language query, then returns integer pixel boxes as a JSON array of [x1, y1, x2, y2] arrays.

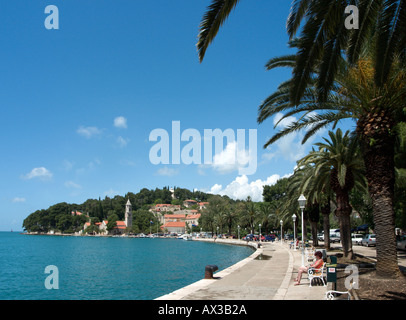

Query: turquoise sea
[[0, 232, 253, 300]]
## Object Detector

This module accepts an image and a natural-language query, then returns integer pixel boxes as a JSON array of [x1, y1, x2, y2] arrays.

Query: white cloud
[[75, 158, 101, 175], [119, 159, 136, 167], [63, 160, 75, 171], [64, 181, 82, 189], [114, 116, 127, 129], [210, 141, 250, 174], [155, 166, 178, 176], [77, 126, 102, 138], [12, 197, 26, 203], [104, 188, 120, 197], [263, 112, 326, 163], [205, 174, 287, 202], [273, 112, 297, 128], [22, 167, 53, 180], [199, 141, 256, 175], [117, 136, 129, 147], [209, 183, 223, 194]]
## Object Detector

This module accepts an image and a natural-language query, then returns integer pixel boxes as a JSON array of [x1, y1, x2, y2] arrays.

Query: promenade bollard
[[204, 265, 218, 279]]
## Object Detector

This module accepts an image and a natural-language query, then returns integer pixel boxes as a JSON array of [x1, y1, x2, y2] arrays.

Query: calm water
[[0, 232, 253, 300]]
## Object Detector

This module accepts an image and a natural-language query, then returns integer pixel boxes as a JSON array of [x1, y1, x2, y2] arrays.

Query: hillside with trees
[[22, 187, 213, 234]]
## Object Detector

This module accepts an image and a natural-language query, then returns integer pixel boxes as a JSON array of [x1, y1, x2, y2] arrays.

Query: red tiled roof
[[163, 221, 185, 228], [164, 214, 188, 219], [186, 214, 201, 219], [115, 221, 127, 229]]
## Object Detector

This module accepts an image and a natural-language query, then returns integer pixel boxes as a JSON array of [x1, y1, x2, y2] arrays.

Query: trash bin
[[326, 263, 337, 290], [329, 255, 337, 264]]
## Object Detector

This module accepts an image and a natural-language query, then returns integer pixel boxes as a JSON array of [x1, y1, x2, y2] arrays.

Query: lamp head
[[298, 194, 307, 209]]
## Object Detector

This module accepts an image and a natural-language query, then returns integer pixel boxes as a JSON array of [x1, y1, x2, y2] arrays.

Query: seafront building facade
[[150, 200, 208, 234], [81, 198, 207, 235], [82, 199, 133, 235]]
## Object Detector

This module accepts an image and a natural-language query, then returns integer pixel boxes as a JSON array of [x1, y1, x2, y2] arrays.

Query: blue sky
[[0, 1, 355, 231]]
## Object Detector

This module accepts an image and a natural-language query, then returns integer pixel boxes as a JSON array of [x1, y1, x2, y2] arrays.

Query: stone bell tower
[[125, 199, 132, 229]]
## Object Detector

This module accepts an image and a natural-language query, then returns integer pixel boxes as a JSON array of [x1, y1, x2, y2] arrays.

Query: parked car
[[243, 234, 257, 241], [361, 234, 376, 247], [317, 233, 324, 241], [265, 234, 276, 242], [351, 234, 364, 245], [397, 235, 406, 250], [329, 234, 341, 243]]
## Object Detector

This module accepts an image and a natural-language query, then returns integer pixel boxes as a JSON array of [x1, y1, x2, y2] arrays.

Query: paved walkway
[[156, 240, 331, 300]]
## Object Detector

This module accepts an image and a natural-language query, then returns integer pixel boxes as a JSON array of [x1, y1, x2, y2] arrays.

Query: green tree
[[107, 214, 119, 233], [197, 0, 406, 278], [299, 129, 366, 257]]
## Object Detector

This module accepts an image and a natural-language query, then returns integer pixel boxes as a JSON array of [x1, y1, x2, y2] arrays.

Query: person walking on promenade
[[294, 251, 323, 286]]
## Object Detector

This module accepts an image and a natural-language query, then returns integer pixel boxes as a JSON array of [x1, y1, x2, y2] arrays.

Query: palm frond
[[197, 0, 241, 62], [347, 0, 382, 63], [287, 0, 311, 38], [375, 0, 406, 86]]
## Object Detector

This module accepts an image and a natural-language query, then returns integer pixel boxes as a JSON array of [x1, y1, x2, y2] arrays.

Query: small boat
[[179, 234, 193, 241]]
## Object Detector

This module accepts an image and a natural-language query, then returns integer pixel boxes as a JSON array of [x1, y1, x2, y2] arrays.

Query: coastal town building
[[71, 210, 87, 217], [153, 204, 181, 212], [183, 199, 197, 208], [83, 199, 133, 235], [160, 212, 201, 234], [198, 202, 209, 210], [124, 199, 132, 229]]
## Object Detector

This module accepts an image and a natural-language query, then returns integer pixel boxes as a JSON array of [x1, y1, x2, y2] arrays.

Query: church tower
[[125, 199, 132, 229]]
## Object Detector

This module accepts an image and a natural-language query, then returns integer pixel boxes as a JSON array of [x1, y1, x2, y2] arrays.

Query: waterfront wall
[[155, 238, 262, 300]]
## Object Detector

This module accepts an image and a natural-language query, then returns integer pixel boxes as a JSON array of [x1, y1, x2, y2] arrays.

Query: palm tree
[[257, 202, 276, 234], [277, 2, 406, 277], [299, 129, 366, 258], [260, 50, 406, 276], [197, 0, 406, 277], [282, 166, 311, 241], [287, 0, 406, 102]]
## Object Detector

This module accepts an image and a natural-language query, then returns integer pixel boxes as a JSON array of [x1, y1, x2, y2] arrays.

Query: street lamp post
[[298, 194, 307, 267], [237, 225, 240, 241], [292, 214, 297, 251], [280, 220, 283, 243], [259, 224, 262, 243]]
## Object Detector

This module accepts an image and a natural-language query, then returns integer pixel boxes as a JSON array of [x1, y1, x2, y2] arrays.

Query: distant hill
[[22, 187, 224, 234]]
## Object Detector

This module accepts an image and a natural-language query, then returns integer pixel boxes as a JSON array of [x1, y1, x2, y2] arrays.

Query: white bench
[[325, 282, 356, 300], [308, 262, 327, 287]]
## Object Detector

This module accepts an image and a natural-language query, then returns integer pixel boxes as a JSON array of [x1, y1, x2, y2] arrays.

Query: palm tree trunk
[[339, 212, 354, 258], [358, 113, 400, 277], [311, 221, 318, 246], [335, 192, 354, 258], [321, 200, 331, 250], [303, 217, 308, 242], [331, 169, 354, 258], [357, 121, 401, 278]]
